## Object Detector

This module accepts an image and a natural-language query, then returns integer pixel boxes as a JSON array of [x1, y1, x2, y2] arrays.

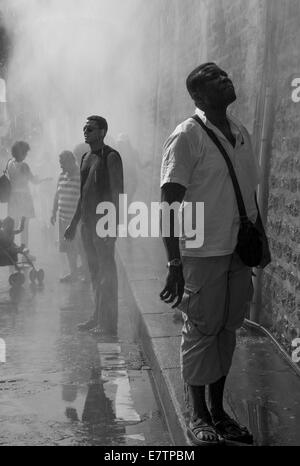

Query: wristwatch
[[167, 258, 182, 268]]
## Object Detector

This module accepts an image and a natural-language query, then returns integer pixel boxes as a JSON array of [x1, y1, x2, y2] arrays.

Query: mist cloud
[[0, 0, 142, 158]]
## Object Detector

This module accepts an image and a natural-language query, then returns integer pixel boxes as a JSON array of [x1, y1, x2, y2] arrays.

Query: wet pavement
[[0, 223, 171, 446], [118, 237, 300, 446], [2, 225, 300, 447], [226, 325, 300, 446]]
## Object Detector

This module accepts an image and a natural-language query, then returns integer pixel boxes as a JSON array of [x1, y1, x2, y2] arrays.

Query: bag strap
[[3, 158, 12, 175], [192, 114, 249, 223]]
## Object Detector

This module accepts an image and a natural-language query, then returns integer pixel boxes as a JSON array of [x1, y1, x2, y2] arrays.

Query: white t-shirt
[[160, 109, 260, 257]]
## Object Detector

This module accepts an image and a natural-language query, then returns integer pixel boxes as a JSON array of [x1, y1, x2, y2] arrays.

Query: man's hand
[[50, 213, 56, 226], [64, 223, 77, 241], [160, 265, 185, 309]]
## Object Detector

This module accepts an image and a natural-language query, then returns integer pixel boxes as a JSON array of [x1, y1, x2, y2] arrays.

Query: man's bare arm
[[160, 182, 186, 308], [70, 198, 82, 228], [161, 182, 186, 261], [64, 198, 81, 240]]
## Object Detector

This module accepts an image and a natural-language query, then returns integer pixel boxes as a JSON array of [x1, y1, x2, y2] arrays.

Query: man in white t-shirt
[[160, 63, 258, 446]]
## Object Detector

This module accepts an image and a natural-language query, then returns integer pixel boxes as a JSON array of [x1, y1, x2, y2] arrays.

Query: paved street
[[0, 221, 171, 446]]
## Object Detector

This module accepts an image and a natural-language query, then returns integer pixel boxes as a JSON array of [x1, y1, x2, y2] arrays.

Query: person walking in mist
[[116, 133, 139, 203], [51, 150, 89, 283], [160, 63, 261, 445], [64, 115, 123, 335], [7, 140, 49, 249]]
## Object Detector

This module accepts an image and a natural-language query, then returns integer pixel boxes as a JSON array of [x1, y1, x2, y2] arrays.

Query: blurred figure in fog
[[33, 149, 57, 250], [65, 116, 123, 335], [116, 133, 139, 203], [7, 140, 49, 250], [51, 150, 89, 283], [0, 216, 25, 255]]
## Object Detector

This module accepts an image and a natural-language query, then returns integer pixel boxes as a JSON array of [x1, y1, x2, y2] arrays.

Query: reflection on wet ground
[[226, 326, 300, 446], [0, 232, 171, 446], [2, 224, 300, 446]]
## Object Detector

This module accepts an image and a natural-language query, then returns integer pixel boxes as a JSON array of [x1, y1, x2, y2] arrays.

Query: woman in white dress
[[7, 141, 46, 247]]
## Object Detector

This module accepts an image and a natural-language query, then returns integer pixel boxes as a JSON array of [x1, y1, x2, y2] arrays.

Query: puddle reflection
[[61, 367, 126, 445]]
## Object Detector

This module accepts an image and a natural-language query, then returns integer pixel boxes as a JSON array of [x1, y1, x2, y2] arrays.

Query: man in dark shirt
[[65, 115, 123, 335]]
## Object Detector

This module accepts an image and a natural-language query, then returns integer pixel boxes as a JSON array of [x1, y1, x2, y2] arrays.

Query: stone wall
[[260, 0, 300, 350]]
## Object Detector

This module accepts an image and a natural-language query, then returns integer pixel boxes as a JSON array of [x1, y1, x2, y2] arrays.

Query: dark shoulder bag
[[192, 114, 271, 268], [0, 159, 12, 203]]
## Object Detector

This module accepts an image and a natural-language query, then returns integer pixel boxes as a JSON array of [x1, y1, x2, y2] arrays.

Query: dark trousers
[[81, 222, 118, 334]]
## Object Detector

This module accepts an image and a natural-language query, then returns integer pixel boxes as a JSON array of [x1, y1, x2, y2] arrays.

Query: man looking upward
[[160, 63, 259, 445]]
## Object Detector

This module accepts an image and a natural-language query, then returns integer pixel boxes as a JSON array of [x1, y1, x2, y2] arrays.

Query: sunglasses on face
[[84, 127, 97, 133]]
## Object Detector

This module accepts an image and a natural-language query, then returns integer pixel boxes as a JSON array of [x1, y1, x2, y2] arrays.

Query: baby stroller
[[0, 216, 45, 287]]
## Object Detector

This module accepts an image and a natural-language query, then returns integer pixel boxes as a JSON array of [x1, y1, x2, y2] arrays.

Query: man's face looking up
[[195, 65, 237, 108]]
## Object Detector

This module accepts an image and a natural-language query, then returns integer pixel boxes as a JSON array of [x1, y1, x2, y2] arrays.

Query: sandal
[[213, 413, 253, 445], [187, 419, 220, 446]]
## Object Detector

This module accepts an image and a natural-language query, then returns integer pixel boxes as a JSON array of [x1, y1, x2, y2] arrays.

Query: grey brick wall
[[260, 0, 300, 351]]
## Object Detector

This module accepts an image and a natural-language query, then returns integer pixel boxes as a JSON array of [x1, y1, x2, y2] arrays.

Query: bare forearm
[[162, 236, 181, 262], [111, 191, 122, 227], [161, 182, 186, 262], [161, 204, 181, 260], [70, 198, 81, 227]]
